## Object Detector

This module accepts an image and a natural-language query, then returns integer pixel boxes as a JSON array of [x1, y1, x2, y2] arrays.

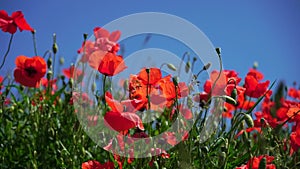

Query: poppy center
[[25, 66, 37, 77]]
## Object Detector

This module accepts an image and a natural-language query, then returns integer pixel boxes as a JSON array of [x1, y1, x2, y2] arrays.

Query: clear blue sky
[[1, 0, 300, 86]]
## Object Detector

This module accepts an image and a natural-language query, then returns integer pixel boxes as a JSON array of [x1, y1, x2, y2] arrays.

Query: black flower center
[[25, 67, 37, 77]]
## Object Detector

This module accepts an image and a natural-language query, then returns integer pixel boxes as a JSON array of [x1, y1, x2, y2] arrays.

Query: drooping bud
[[215, 47, 221, 55], [203, 62, 211, 70], [167, 63, 177, 71], [83, 33, 88, 40], [231, 88, 238, 101], [244, 114, 254, 128], [185, 61, 191, 73], [222, 95, 237, 106]]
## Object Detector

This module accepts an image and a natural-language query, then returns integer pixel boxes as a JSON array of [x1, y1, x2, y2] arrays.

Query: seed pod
[[47, 57, 52, 69], [244, 114, 254, 127]]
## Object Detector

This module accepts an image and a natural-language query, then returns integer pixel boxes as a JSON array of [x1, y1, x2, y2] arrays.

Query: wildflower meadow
[[0, 9, 300, 169]]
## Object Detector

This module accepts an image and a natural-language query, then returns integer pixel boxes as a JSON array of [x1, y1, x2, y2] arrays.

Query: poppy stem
[[146, 68, 151, 110], [32, 30, 38, 56], [209, 48, 223, 98], [178, 52, 190, 77], [0, 34, 14, 70]]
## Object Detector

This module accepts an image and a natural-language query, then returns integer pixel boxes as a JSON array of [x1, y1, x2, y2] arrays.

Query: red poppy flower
[[94, 27, 121, 53], [104, 92, 144, 131], [0, 10, 34, 34], [14, 55, 46, 88], [138, 68, 162, 85], [96, 52, 127, 76], [236, 155, 276, 169], [81, 160, 114, 169], [162, 132, 177, 146], [244, 69, 270, 98], [62, 65, 83, 79], [77, 41, 97, 62], [288, 87, 300, 100]]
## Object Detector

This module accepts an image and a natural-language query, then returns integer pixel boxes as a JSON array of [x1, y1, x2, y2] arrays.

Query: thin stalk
[[0, 34, 14, 70], [32, 31, 38, 56]]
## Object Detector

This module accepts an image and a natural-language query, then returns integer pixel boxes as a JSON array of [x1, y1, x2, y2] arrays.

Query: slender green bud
[[203, 62, 211, 70], [222, 95, 237, 106], [83, 33, 88, 40], [47, 57, 52, 69], [59, 57, 64, 65], [216, 47, 221, 55], [231, 88, 238, 101], [185, 61, 191, 73], [244, 114, 254, 127], [172, 76, 179, 86], [167, 63, 177, 71]]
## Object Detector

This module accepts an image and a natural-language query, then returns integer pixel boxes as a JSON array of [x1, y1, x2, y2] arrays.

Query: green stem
[[0, 34, 14, 70], [32, 31, 38, 56]]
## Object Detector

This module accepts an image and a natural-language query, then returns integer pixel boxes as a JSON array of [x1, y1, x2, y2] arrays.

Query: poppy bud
[[258, 157, 266, 169], [187, 96, 193, 108], [203, 62, 211, 70], [231, 88, 238, 101], [47, 57, 52, 69], [59, 57, 64, 65], [52, 43, 58, 54], [172, 76, 179, 86], [145, 68, 150, 74], [222, 95, 237, 106], [167, 63, 177, 71], [83, 33, 88, 40], [253, 61, 259, 70], [47, 71, 53, 80], [185, 61, 191, 73], [215, 47, 221, 55], [244, 114, 254, 127], [91, 82, 96, 93], [52, 33, 58, 54], [68, 78, 73, 87]]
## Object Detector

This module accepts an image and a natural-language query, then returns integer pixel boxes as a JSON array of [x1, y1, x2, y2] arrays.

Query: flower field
[[0, 10, 300, 169]]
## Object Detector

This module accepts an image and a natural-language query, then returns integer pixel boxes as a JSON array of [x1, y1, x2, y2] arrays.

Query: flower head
[[0, 10, 34, 34], [14, 55, 46, 88]]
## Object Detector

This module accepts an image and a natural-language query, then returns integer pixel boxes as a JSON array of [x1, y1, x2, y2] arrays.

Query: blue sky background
[[1, 0, 300, 87]]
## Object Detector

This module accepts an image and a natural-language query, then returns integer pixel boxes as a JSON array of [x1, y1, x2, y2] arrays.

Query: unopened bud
[[185, 61, 191, 73], [145, 68, 150, 74], [223, 95, 237, 106], [244, 114, 254, 128], [216, 47, 221, 55], [52, 43, 58, 54], [59, 57, 64, 65], [91, 82, 96, 93], [83, 33, 88, 40], [47, 71, 53, 80], [167, 63, 177, 71], [253, 61, 259, 70], [203, 63, 211, 70], [231, 88, 238, 101], [47, 57, 52, 69]]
